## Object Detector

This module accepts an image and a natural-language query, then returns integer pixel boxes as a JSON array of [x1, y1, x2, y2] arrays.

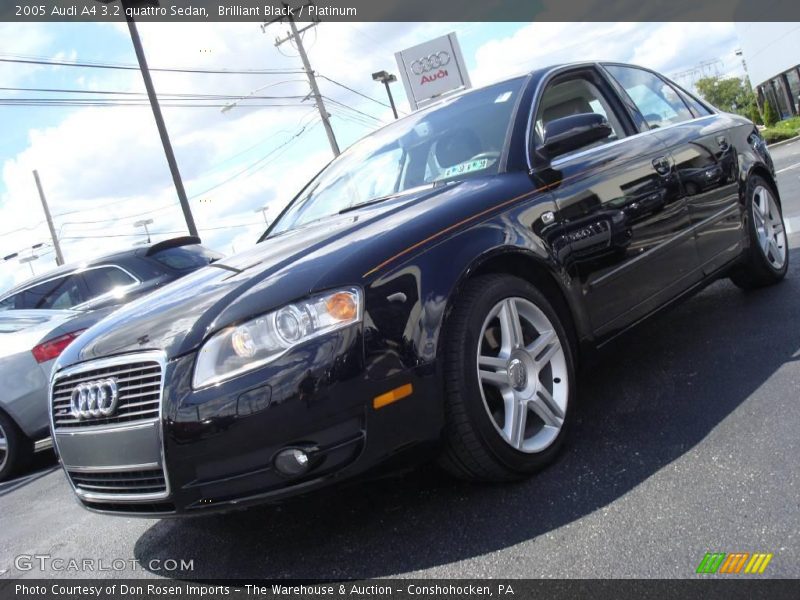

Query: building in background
[[735, 23, 800, 119]]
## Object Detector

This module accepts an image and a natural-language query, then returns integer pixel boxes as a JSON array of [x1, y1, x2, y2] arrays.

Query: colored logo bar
[[696, 552, 773, 574]]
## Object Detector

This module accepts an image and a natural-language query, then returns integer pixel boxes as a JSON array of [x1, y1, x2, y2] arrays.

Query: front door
[[532, 67, 701, 338]]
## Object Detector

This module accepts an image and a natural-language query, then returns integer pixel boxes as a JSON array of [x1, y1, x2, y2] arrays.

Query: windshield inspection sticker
[[442, 158, 493, 179]]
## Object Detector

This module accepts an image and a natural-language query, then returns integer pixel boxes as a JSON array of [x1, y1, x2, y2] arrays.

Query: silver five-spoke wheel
[[0, 422, 8, 474], [752, 185, 787, 270], [476, 297, 568, 454]]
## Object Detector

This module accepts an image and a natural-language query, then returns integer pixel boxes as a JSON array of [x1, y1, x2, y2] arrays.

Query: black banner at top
[[1, 0, 799, 22]]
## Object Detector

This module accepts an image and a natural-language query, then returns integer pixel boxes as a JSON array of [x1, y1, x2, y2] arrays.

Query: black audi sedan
[[50, 62, 787, 516]]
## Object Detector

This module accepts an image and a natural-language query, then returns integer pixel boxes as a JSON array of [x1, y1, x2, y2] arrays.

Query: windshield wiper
[[338, 182, 444, 215], [338, 194, 398, 214]]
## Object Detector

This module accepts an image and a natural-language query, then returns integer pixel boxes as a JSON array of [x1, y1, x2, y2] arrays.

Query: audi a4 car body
[[50, 62, 788, 516]]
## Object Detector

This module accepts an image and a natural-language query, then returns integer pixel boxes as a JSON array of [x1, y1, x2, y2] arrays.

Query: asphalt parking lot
[[2, 139, 800, 580]]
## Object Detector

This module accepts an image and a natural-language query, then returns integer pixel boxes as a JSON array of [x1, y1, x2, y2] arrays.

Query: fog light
[[274, 448, 310, 476]]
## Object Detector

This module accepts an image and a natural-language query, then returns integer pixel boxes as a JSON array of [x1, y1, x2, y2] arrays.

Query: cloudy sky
[[0, 21, 744, 294]]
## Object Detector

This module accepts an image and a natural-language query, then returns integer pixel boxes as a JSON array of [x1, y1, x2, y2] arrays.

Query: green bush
[[762, 129, 797, 144], [762, 100, 779, 127]]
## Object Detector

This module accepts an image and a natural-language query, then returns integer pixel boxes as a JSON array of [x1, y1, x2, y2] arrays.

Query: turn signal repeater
[[373, 383, 413, 409]]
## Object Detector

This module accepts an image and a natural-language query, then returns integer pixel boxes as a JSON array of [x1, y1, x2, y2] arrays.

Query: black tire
[[438, 274, 576, 482], [0, 411, 34, 483], [730, 175, 789, 289]]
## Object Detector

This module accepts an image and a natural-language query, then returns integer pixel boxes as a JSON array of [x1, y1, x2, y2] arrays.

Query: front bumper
[[52, 327, 442, 517]]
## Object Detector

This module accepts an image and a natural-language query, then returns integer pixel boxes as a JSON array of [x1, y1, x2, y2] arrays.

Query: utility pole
[[121, 0, 199, 237], [266, 4, 340, 157], [32, 170, 64, 266]]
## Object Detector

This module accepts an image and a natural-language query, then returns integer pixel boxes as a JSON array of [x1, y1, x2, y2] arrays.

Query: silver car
[[0, 309, 111, 481]]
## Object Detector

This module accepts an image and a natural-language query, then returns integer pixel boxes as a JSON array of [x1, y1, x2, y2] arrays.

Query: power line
[[0, 86, 312, 101], [189, 119, 319, 199], [0, 55, 305, 75], [0, 100, 312, 108], [323, 96, 385, 124], [318, 74, 402, 114]]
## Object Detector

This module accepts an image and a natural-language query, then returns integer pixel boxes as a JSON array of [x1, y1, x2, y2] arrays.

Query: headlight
[[193, 287, 362, 388]]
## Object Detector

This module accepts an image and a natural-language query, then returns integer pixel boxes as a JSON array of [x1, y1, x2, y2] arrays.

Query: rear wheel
[[0, 412, 33, 482], [730, 176, 788, 289], [439, 275, 576, 481]]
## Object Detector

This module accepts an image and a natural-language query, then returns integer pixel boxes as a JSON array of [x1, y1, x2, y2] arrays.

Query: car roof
[[0, 236, 204, 298]]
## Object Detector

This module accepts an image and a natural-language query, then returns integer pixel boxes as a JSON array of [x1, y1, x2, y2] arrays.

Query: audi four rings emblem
[[70, 378, 119, 420], [410, 51, 451, 75]]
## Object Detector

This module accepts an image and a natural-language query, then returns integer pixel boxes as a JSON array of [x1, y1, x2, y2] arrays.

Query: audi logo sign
[[410, 51, 451, 75], [395, 32, 471, 110], [70, 378, 119, 420]]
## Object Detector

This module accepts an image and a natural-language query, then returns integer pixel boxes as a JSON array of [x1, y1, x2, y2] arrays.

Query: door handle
[[652, 156, 671, 175]]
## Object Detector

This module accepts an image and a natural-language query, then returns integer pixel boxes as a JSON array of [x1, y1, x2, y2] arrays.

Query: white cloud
[[470, 22, 739, 88]]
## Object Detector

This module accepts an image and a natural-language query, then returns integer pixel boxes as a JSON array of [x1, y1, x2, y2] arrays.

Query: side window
[[81, 267, 137, 299], [15, 275, 87, 309], [605, 65, 694, 129], [678, 89, 712, 117], [0, 295, 17, 310], [535, 76, 625, 155]]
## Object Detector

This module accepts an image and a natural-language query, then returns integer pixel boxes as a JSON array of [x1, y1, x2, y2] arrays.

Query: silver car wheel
[[752, 185, 787, 270], [0, 421, 8, 472], [476, 296, 568, 454]]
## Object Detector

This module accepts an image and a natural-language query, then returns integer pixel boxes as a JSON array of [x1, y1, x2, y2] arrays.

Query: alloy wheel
[[0, 422, 7, 473], [476, 296, 568, 453], [752, 185, 787, 270]]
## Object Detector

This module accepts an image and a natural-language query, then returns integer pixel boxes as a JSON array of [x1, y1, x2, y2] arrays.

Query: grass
[[762, 116, 800, 144]]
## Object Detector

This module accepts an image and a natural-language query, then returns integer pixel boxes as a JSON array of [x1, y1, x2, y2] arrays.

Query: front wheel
[[0, 412, 33, 482], [730, 176, 788, 289], [438, 274, 576, 481]]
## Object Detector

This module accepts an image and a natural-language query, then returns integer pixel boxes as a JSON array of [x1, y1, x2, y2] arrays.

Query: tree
[[749, 102, 763, 125], [763, 98, 779, 127], [695, 76, 756, 115]]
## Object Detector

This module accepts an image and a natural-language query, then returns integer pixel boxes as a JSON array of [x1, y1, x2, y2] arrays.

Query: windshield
[[269, 78, 525, 236]]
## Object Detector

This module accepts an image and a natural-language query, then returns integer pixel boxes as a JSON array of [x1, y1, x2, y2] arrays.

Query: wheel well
[[464, 252, 580, 359], [749, 165, 781, 205]]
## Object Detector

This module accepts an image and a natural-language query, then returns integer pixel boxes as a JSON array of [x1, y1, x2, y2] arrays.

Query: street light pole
[[372, 70, 399, 120], [134, 218, 154, 243], [19, 255, 38, 276], [255, 206, 270, 225], [120, 0, 199, 238]]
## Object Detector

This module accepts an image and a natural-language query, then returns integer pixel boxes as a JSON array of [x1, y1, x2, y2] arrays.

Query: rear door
[[603, 64, 743, 274], [533, 66, 701, 338]]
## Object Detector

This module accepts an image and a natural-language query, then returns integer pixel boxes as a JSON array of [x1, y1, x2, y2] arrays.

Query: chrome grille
[[52, 360, 162, 428], [68, 468, 167, 496]]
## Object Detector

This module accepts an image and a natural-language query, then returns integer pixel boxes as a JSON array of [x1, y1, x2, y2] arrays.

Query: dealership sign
[[395, 33, 472, 110]]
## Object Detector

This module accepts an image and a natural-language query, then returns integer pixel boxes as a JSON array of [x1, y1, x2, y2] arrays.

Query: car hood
[[56, 176, 510, 368]]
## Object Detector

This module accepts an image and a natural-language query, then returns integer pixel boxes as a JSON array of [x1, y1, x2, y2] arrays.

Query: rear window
[[82, 266, 137, 297], [149, 245, 220, 272]]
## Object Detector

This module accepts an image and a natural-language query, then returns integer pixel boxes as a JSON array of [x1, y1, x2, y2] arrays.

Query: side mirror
[[540, 112, 613, 160]]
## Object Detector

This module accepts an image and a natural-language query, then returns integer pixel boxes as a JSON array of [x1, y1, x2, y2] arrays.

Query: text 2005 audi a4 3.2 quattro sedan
[[50, 62, 787, 516]]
